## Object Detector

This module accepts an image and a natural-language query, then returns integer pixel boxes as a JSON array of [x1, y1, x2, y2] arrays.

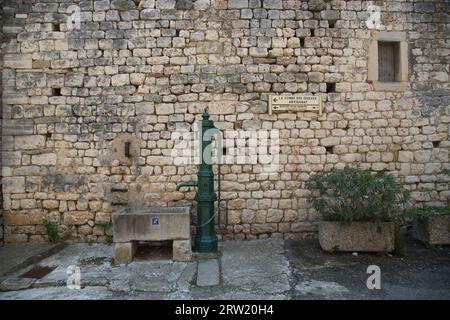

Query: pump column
[[195, 112, 218, 253]]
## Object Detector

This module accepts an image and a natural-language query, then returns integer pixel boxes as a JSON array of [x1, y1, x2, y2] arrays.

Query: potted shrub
[[306, 167, 410, 253], [409, 207, 450, 246]]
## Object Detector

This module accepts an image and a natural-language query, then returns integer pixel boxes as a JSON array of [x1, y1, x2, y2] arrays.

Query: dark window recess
[[53, 23, 60, 31], [52, 88, 61, 96], [325, 146, 334, 154], [222, 147, 227, 156], [378, 41, 400, 82], [124, 141, 131, 158], [326, 83, 336, 93], [311, 29, 315, 37], [433, 141, 440, 148], [328, 20, 337, 28], [46, 132, 52, 139], [299, 37, 305, 47]]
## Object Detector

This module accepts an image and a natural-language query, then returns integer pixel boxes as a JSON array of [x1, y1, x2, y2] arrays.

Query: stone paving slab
[[37, 243, 113, 267], [196, 259, 220, 287], [0, 243, 57, 276], [0, 243, 197, 299], [220, 239, 291, 295]]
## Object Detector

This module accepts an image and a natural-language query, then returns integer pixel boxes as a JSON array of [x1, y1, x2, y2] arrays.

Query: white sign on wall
[[268, 95, 323, 115]]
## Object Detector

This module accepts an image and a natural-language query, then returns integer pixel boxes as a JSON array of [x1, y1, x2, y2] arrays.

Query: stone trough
[[112, 207, 192, 264]]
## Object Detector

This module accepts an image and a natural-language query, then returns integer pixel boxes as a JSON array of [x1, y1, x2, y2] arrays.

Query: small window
[[378, 42, 399, 82], [368, 31, 409, 91]]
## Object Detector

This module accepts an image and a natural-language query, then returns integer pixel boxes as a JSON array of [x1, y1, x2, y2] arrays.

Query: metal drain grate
[[20, 266, 55, 279]]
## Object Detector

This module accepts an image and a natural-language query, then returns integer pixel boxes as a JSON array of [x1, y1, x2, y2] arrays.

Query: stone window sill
[[372, 81, 409, 92]]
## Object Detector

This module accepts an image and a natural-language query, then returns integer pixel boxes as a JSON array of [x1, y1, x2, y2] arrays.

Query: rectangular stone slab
[[413, 215, 450, 245], [113, 207, 190, 242], [319, 221, 395, 252]]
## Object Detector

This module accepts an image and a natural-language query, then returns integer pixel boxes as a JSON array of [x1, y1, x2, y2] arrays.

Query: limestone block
[[15, 136, 46, 150], [4, 212, 30, 225], [155, 103, 174, 115], [112, 207, 191, 242], [173, 239, 192, 261], [2, 152, 22, 166], [43, 200, 59, 209], [136, 102, 155, 114], [63, 211, 94, 225], [141, 8, 160, 19], [320, 137, 340, 147], [319, 221, 395, 252], [111, 74, 130, 86], [229, 0, 248, 8], [263, 0, 282, 9], [4, 54, 32, 69], [267, 209, 283, 223], [308, 72, 324, 83], [3, 177, 25, 193], [414, 150, 432, 163], [250, 223, 278, 234], [413, 215, 450, 245], [114, 241, 137, 264], [31, 153, 57, 166], [398, 151, 413, 162]]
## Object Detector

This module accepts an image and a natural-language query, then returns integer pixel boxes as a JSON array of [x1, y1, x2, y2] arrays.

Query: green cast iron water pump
[[176, 111, 225, 253]]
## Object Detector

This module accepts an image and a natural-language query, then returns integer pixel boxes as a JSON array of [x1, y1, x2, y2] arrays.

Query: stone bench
[[112, 207, 192, 264]]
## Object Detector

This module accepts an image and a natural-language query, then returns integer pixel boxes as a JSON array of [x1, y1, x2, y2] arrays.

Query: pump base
[[194, 235, 218, 253]]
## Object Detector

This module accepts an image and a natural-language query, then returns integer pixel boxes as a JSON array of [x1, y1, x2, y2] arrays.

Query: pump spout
[[176, 181, 197, 191]]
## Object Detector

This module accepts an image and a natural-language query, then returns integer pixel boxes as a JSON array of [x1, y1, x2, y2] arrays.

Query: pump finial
[[202, 107, 209, 120]]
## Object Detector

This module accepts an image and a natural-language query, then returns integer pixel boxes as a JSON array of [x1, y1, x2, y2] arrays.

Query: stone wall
[[1, 0, 449, 243]]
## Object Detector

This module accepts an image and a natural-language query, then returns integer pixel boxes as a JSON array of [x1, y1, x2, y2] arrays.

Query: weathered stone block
[[2, 120, 34, 135], [141, 8, 160, 19], [229, 0, 248, 9], [251, 223, 278, 234], [111, 74, 130, 86], [173, 239, 192, 261], [31, 153, 57, 166], [4, 54, 32, 69], [196, 42, 223, 54], [2, 152, 22, 166], [64, 211, 94, 225], [4, 212, 30, 225], [398, 151, 413, 162], [3, 177, 25, 193], [413, 215, 450, 245], [263, 0, 282, 9], [15, 135, 45, 150], [114, 241, 137, 264], [111, 0, 136, 10], [112, 207, 191, 242], [319, 221, 395, 252]]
